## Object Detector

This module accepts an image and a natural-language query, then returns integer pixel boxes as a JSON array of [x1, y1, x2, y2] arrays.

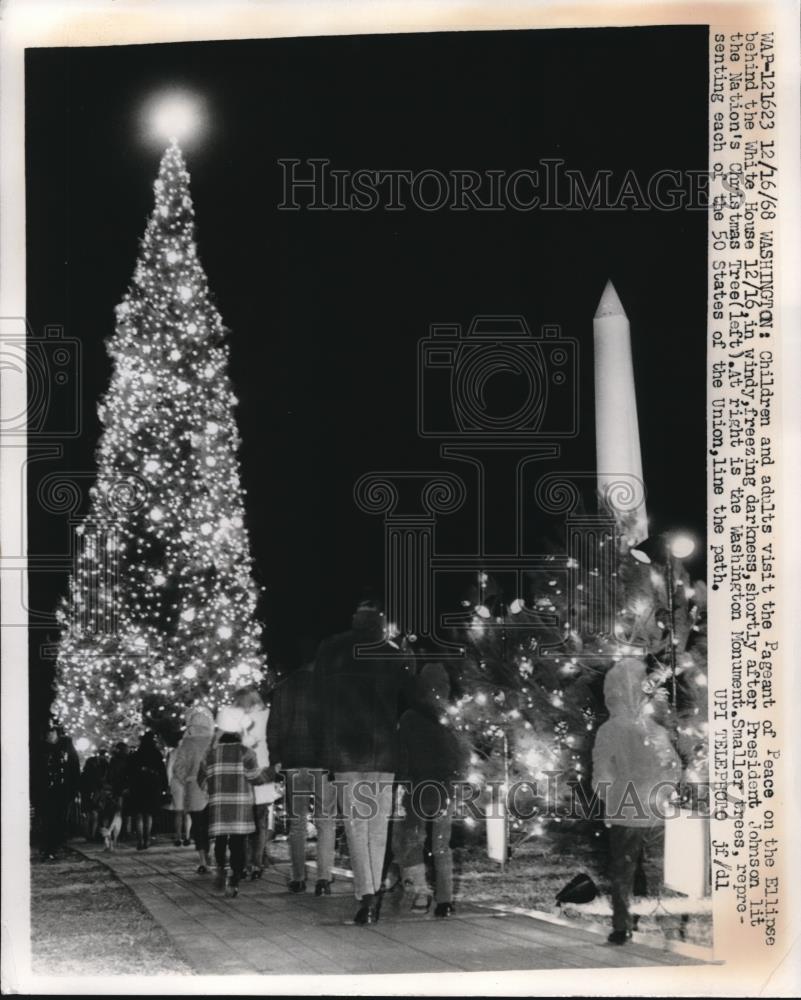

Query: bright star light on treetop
[[142, 88, 207, 147]]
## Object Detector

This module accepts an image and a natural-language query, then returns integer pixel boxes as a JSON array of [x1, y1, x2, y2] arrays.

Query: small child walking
[[198, 705, 276, 897], [234, 686, 282, 879], [393, 663, 469, 918], [592, 657, 681, 944]]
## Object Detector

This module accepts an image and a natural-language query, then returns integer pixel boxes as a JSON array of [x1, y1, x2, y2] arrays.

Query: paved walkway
[[74, 840, 705, 976]]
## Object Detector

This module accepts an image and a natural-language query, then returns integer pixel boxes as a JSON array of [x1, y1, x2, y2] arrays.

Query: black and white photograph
[[2, 1, 799, 994]]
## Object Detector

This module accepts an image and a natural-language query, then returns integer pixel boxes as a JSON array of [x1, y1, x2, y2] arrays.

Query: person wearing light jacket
[[170, 705, 215, 873], [592, 657, 681, 944], [234, 686, 283, 879]]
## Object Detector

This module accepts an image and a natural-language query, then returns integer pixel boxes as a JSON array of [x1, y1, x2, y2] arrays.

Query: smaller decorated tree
[[439, 540, 708, 847]]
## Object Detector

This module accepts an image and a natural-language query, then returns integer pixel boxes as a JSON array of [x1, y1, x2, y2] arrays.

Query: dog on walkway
[[97, 791, 123, 852]]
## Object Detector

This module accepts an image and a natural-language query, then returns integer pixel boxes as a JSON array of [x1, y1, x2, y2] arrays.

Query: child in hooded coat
[[171, 705, 215, 872], [592, 657, 681, 944], [198, 705, 276, 896]]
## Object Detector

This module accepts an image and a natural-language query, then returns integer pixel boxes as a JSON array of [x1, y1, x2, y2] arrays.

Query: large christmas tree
[[54, 140, 266, 747]]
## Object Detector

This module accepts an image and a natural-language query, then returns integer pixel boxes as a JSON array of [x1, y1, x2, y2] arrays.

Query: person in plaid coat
[[198, 705, 276, 896]]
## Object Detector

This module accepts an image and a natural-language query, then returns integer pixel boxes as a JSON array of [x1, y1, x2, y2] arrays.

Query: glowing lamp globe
[[143, 89, 207, 147], [75, 737, 91, 753], [669, 534, 696, 559]]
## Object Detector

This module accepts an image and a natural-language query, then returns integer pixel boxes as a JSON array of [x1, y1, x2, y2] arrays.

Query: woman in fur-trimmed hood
[[171, 705, 215, 813], [171, 705, 215, 871]]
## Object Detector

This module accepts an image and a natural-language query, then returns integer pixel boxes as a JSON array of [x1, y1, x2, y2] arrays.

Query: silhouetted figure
[[126, 731, 168, 851], [35, 724, 80, 859], [268, 653, 336, 896], [394, 663, 469, 917], [80, 747, 109, 841]]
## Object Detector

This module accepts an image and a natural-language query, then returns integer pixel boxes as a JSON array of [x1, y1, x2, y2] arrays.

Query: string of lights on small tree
[[53, 137, 267, 748], [437, 538, 708, 844]]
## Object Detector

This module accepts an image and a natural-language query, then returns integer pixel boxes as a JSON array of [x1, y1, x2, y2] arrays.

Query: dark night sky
[[25, 27, 708, 716]]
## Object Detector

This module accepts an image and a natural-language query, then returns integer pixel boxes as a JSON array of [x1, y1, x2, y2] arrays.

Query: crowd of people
[[35, 599, 679, 940], [34, 600, 470, 924]]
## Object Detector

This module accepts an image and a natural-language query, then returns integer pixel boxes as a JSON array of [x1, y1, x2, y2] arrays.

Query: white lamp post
[[630, 533, 697, 704]]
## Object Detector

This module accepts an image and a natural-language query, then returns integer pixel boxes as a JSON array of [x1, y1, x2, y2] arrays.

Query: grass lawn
[[30, 848, 192, 977]]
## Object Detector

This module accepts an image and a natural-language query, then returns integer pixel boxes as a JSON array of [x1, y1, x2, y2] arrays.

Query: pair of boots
[[247, 842, 276, 881], [288, 877, 334, 895]]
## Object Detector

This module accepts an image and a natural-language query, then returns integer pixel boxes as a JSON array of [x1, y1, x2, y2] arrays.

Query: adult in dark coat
[[105, 741, 132, 838], [126, 731, 168, 850], [394, 663, 469, 917], [105, 742, 129, 802], [80, 747, 109, 841], [315, 600, 412, 924], [267, 658, 336, 895], [35, 724, 80, 859]]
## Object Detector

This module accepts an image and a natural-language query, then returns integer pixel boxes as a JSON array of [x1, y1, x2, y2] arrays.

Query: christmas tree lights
[[54, 140, 267, 748], [441, 543, 708, 842]]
